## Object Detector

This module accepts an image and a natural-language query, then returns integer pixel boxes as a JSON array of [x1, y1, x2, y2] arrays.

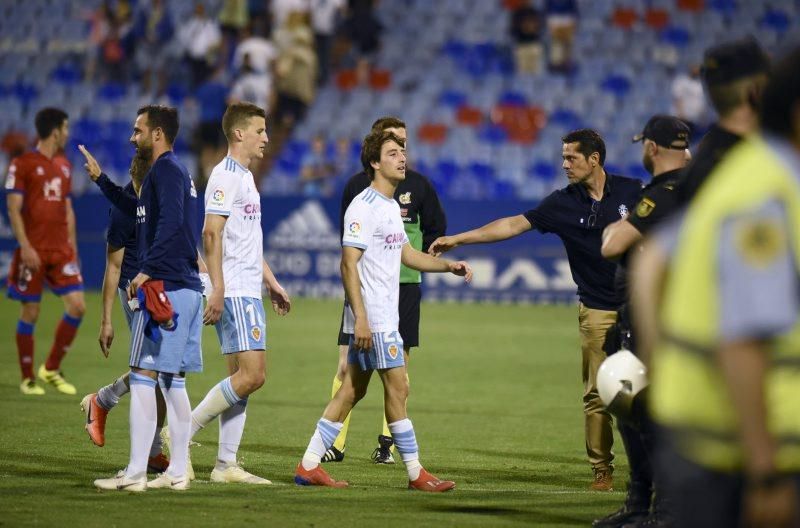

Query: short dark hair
[[222, 102, 267, 141], [129, 155, 151, 183], [760, 47, 800, 139], [706, 74, 769, 117], [137, 105, 179, 145], [371, 116, 406, 132], [361, 130, 405, 179], [35, 107, 68, 139], [562, 129, 606, 166]]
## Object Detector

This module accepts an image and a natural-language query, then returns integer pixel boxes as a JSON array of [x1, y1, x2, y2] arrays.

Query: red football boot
[[408, 468, 456, 492], [147, 452, 170, 474], [80, 393, 108, 447], [294, 463, 349, 488]]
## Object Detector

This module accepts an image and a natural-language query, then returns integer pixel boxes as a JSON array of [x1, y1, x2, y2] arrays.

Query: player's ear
[[370, 159, 381, 172]]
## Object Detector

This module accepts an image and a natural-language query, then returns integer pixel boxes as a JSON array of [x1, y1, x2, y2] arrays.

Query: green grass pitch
[[0, 292, 628, 527]]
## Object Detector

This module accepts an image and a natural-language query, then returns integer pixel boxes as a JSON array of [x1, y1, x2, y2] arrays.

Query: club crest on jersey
[[618, 204, 628, 218], [251, 326, 261, 341], [398, 192, 411, 205], [36, 166, 45, 176], [348, 221, 361, 234], [387, 344, 399, 359]]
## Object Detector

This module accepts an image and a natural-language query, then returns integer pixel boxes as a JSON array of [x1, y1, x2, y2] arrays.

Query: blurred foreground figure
[[631, 48, 800, 528]]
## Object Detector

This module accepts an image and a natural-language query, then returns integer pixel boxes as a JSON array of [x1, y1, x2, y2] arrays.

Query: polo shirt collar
[[574, 171, 613, 202]]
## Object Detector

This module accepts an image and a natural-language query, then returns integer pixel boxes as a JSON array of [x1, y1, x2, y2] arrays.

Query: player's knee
[[352, 384, 369, 403], [21, 303, 41, 323], [242, 370, 265, 393], [67, 298, 86, 318], [388, 379, 409, 403]]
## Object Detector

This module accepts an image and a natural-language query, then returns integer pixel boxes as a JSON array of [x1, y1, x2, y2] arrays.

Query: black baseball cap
[[701, 36, 770, 86], [632, 115, 690, 150]]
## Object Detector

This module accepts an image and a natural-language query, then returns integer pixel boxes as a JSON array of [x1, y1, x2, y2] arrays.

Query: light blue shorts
[[348, 330, 405, 371], [129, 288, 203, 374], [214, 297, 266, 354], [118, 287, 135, 329]]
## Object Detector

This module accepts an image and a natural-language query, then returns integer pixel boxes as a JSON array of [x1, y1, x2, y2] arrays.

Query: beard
[[642, 152, 654, 175], [135, 141, 153, 161]]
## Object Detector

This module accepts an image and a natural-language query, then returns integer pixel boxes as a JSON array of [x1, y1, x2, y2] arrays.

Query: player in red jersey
[[5, 108, 86, 395]]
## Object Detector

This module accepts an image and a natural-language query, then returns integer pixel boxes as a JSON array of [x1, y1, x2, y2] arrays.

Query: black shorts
[[337, 283, 422, 349]]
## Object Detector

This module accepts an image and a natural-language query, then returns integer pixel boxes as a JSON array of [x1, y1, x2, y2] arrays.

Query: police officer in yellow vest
[[632, 48, 800, 528]]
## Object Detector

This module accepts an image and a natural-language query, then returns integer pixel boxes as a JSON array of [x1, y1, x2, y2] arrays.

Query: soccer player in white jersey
[[294, 130, 472, 491], [191, 102, 291, 484]]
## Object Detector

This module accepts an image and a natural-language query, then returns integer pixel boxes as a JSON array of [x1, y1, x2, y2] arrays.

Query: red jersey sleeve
[[4, 156, 28, 194]]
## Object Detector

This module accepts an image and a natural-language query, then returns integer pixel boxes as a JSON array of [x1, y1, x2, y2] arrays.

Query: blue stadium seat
[[439, 89, 468, 108], [97, 82, 126, 102], [660, 26, 691, 48], [498, 90, 527, 107], [529, 161, 558, 182], [761, 8, 791, 34], [600, 74, 632, 98]]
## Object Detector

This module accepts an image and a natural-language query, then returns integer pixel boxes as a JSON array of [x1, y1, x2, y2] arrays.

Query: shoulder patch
[[636, 198, 656, 218], [398, 192, 411, 205], [735, 219, 786, 268]]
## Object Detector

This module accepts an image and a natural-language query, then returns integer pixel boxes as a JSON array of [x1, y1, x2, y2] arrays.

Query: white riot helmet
[[597, 349, 648, 422]]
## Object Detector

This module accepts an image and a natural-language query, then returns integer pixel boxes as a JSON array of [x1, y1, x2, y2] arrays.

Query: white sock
[[302, 418, 343, 470], [97, 375, 130, 410], [191, 376, 240, 438], [159, 374, 191, 478], [125, 373, 157, 479], [389, 418, 422, 480], [149, 426, 163, 457], [218, 398, 248, 465]]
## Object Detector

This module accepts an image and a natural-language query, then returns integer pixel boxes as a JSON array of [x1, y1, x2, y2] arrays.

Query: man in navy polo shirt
[[430, 129, 641, 491]]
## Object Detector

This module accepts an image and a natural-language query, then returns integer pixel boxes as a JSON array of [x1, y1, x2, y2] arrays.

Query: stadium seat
[[644, 8, 670, 30], [335, 70, 359, 91], [761, 8, 791, 34], [418, 123, 448, 145], [456, 105, 484, 127], [438, 90, 468, 108], [677, 0, 705, 12], [369, 69, 392, 90], [97, 82, 126, 102], [612, 7, 638, 30]]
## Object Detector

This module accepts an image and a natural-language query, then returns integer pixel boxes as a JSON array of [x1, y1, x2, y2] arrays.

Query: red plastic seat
[[456, 105, 483, 127], [612, 7, 638, 29], [418, 123, 448, 145]]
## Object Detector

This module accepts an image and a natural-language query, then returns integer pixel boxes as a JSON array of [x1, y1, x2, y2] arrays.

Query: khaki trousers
[[578, 303, 617, 471]]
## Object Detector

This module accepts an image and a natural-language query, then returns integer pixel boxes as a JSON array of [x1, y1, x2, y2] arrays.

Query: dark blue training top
[[105, 181, 139, 290], [135, 151, 201, 292], [524, 174, 642, 310]]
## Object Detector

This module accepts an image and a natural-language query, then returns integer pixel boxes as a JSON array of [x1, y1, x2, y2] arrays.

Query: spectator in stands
[[218, 0, 250, 66], [274, 12, 318, 127], [233, 18, 277, 77], [271, 0, 310, 31], [178, 2, 223, 87], [300, 135, 336, 197], [341, 0, 383, 82], [193, 67, 230, 188], [510, 0, 543, 75], [229, 53, 274, 114], [671, 64, 708, 137], [545, 0, 578, 73], [132, 0, 174, 94], [310, 0, 346, 85], [84, 1, 114, 81]]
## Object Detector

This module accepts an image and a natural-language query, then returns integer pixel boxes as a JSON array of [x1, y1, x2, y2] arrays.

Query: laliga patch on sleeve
[[348, 221, 361, 235], [209, 188, 225, 207]]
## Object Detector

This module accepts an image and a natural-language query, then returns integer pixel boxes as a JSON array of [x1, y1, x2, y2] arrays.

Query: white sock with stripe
[[125, 373, 157, 479], [218, 398, 248, 464], [389, 419, 422, 480], [191, 376, 241, 438], [159, 373, 191, 478], [301, 418, 344, 470]]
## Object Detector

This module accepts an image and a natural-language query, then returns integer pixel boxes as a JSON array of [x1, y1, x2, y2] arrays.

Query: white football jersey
[[205, 156, 263, 298], [342, 187, 408, 333]]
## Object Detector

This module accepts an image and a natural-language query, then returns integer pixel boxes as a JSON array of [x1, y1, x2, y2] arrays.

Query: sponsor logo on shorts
[[251, 326, 261, 341], [387, 344, 399, 359], [62, 262, 81, 276]]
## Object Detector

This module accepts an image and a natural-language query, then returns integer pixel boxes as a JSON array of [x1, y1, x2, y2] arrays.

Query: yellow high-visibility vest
[[651, 136, 800, 472]]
